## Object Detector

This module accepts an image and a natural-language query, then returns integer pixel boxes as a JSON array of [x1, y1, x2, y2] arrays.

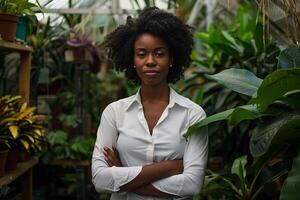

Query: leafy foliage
[[0, 0, 40, 15], [0, 95, 47, 153], [280, 150, 300, 199], [189, 44, 300, 199], [41, 130, 95, 163], [208, 68, 262, 96], [178, 5, 280, 161]]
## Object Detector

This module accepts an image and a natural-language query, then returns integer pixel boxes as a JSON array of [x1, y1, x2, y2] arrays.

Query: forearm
[[120, 160, 182, 192], [133, 184, 177, 197]]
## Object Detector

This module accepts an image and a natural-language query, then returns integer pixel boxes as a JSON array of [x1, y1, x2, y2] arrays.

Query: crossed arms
[[91, 105, 208, 198]]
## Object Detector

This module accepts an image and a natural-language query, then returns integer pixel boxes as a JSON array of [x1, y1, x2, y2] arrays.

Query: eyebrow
[[135, 47, 168, 51]]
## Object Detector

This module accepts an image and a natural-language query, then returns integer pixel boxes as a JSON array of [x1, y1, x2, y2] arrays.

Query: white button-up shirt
[[92, 87, 208, 200]]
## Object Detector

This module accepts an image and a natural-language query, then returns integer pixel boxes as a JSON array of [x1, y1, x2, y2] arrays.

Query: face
[[134, 33, 172, 86]]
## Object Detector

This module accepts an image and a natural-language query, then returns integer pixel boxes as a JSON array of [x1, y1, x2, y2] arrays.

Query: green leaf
[[231, 155, 247, 179], [229, 105, 261, 126], [215, 43, 240, 58], [231, 155, 247, 194], [251, 68, 300, 112], [222, 31, 244, 54], [195, 32, 210, 43], [47, 130, 68, 145], [250, 113, 300, 157], [186, 105, 260, 136], [208, 68, 262, 96], [277, 44, 300, 69], [252, 145, 286, 175], [281, 90, 300, 109], [280, 151, 300, 200]]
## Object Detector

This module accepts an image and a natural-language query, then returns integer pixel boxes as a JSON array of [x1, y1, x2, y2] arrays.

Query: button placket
[[137, 106, 151, 137]]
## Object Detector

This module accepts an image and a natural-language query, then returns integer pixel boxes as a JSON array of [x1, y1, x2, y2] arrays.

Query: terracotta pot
[[5, 148, 19, 171], [0, 13, 19, 42], [0, 149, 9, 177]]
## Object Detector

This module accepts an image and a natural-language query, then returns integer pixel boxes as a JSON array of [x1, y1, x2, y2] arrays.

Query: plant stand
[[0, 157, 38, 200], [0, 40, 32, 103]]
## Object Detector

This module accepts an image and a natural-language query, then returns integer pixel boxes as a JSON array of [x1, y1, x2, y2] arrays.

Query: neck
[[140, 84, 169, 103]]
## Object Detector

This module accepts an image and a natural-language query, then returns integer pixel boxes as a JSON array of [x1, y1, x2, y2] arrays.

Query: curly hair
[[101, 7, 194, 84]]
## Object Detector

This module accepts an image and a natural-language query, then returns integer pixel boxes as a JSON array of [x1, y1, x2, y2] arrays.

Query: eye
[[136, 51, 146, 58], [154, 50, 166, 57]]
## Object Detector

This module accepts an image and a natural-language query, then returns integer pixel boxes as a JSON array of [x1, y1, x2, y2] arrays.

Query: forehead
[[134, 33, 169, 50]]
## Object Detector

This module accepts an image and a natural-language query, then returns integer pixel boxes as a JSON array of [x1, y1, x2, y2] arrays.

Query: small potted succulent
[[0, 0, 41, 41]]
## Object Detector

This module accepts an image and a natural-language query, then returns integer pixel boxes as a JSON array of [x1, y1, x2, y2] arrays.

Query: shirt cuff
[[152, 174, 183, 196], [111, 166, 143, 191]]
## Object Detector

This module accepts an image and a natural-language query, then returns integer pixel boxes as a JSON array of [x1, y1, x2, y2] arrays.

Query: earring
[[133, 65, 136, 68], [170, 64, 172, 68]]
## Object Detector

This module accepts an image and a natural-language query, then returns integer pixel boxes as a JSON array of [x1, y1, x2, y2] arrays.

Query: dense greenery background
[[1, 1, 299, 200]]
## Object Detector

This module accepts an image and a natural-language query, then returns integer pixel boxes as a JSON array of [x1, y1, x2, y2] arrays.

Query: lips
[[144, 70, 159, 76]]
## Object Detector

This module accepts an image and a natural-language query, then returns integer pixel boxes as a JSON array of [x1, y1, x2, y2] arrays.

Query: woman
[[92, 7, 208, 200]]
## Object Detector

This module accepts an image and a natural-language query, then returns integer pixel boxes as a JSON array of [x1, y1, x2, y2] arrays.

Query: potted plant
[[66, 30, 100, 69], [0, 95, 47, 172], [0, 0, 40, 41], [9, 99, 47, 161], [0, 95, 20, 175]]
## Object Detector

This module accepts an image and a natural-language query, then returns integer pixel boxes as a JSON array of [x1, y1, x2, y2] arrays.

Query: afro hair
[[101, 6, 194, 84]]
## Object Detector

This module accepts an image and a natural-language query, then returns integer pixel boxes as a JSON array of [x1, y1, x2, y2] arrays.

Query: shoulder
[[103, 95, 136, 113], [176, 93, 206, 125]]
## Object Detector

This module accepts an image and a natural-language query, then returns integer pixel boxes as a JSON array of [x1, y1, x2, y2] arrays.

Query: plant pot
[[0, 13, 19, 42], [72, 47, 87, 61], [5, 148, 19, 171], [0, 149, 9, 177], [19, 148, 31, 162], [16, 15, 27, 42]]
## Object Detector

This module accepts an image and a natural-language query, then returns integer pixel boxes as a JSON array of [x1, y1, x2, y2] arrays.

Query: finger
[[113, 147, 120, 156], [105, 156, 113, 167], [106, 148, 115, 156], [106, 154, 116, 163]]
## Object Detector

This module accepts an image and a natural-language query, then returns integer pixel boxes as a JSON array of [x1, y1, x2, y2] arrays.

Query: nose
[[145, 53, 156, 67]]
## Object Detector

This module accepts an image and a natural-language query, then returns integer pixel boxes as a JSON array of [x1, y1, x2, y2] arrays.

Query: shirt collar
[[125, 86, 189, 111]]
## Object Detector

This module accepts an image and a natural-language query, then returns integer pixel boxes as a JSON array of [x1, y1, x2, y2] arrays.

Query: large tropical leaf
[[280, 151, 300, 200], [251, 68, 300, 112], [229, 105, 261, 126], [186, 105, 261, 136], [277, 44, 300, 69], [250, 113, 300, 157], [207, 68, 262, 96]]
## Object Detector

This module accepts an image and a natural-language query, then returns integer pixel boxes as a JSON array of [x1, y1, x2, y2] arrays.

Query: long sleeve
[[91, 104, 142, 192], [152, 107, 208, 197]]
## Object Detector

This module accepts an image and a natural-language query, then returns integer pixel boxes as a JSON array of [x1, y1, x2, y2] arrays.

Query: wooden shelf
[[0, 39, 32, 103], [0, 40, 32, 52], [51, 159, 90, 167], [0, 157, 38, 186], [0, 39, 35, 200]]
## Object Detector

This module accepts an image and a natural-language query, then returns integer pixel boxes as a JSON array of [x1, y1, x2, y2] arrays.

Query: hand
[[166, 160, 183, 176], [103, 146, 122, 167]]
